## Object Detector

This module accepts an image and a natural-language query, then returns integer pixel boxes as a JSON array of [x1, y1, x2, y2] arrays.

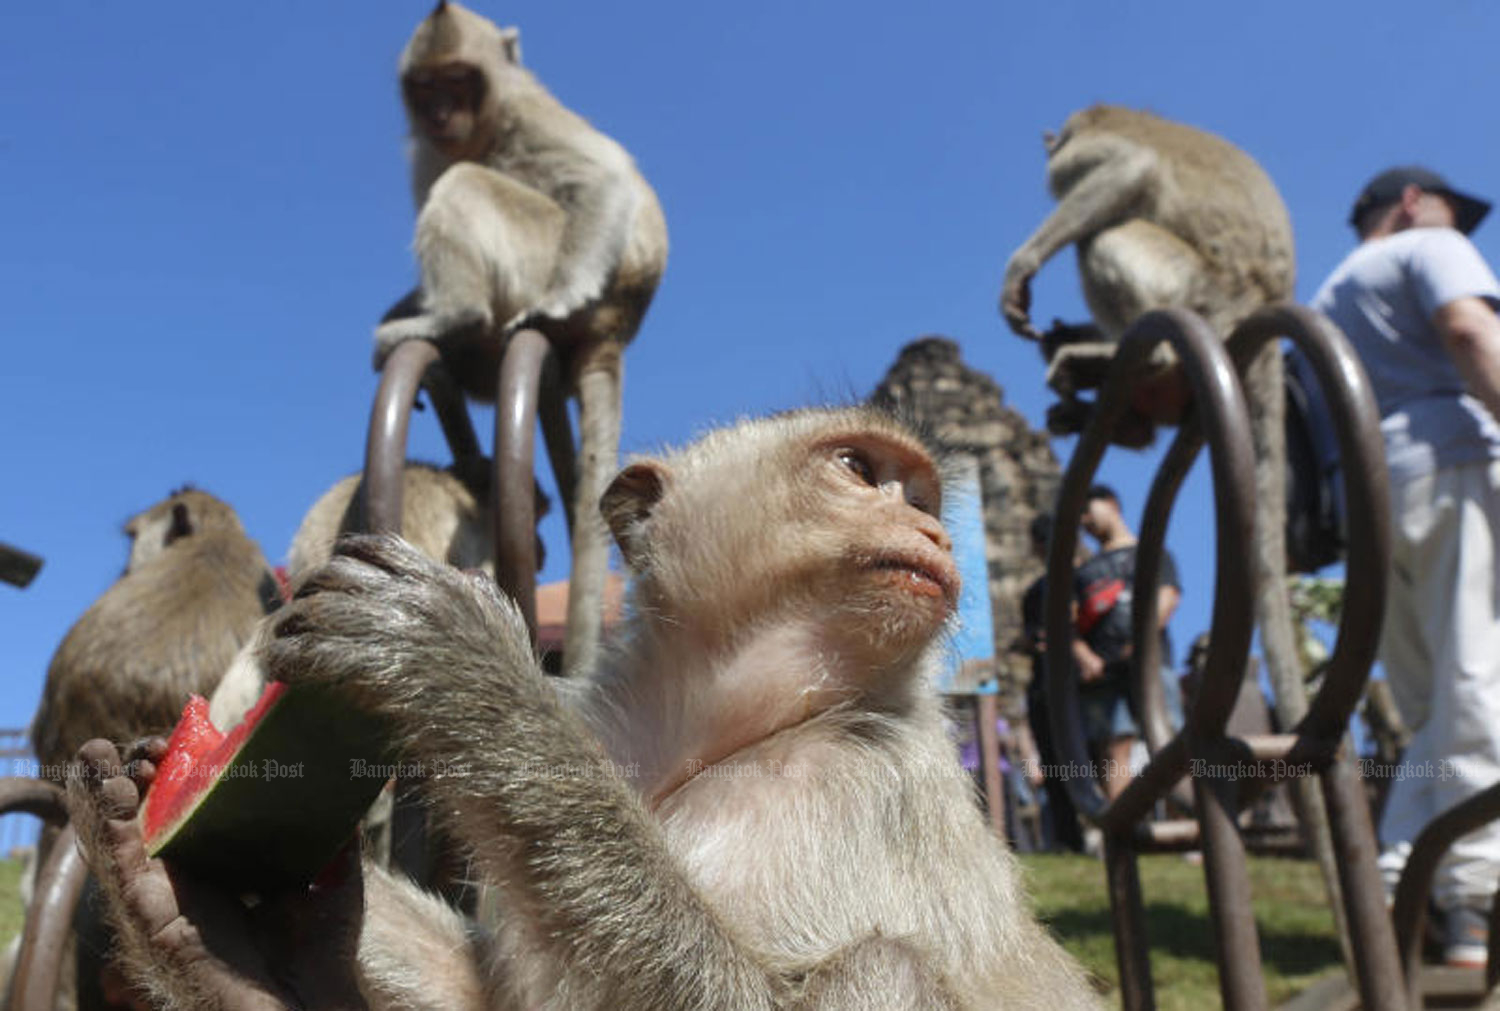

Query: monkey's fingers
[[1000, 281, 1042, 341], [124, 737, 168, 791], [329, 532, 442, 581]]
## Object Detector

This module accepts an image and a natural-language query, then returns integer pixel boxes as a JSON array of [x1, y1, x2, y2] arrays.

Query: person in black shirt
[[1074, 485, 1182, 799]]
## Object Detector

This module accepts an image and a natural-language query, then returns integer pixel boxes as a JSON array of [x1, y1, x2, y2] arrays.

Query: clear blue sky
[[3, 2, 1499, 732]]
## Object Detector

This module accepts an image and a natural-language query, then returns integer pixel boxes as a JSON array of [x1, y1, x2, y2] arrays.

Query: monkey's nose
[[918, 520, 953, 554]]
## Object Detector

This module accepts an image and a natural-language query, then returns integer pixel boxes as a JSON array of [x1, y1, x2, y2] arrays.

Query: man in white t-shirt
[[1313, 165, 1500, 967]]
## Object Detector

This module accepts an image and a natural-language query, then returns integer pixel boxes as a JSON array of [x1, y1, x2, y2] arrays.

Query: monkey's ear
[[164, 502, 194, 547], [601, 462, 670, 568], [499, 26, 522, 64]]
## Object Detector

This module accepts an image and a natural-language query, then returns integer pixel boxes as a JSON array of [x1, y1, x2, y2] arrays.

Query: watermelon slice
[[141, 681, 393, 891]]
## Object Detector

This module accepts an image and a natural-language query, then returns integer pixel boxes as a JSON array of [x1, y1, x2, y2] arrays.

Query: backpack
[[1283, 348, 1347, 573]]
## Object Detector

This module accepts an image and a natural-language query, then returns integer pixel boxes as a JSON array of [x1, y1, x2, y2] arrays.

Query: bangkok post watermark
[[48, 759, 307, 784], [350, 758, 472, 780], [1354, 758, 1468, 782]]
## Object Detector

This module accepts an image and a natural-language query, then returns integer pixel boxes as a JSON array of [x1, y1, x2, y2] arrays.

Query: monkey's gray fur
[[31, 489, 276, 771], [68, 408, 1100, 1010], [375, 1, 669, 680], [1001, 104, 1294, 443], [209, 461, 507, 729]]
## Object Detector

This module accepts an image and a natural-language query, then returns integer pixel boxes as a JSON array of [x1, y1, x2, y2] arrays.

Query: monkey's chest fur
[[650, 715, 1034, 987]]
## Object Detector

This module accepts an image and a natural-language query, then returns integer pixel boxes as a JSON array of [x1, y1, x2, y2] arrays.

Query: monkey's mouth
[[866, 555, 959, 607]]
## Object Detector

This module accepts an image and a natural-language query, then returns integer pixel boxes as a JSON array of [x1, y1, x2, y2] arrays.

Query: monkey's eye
[[836, 449, 878, 487]]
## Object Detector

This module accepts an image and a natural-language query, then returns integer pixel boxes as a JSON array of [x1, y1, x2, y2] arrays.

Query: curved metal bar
[[10, 824, 87, 1011], [1131, 418, 1203, 758], [1392, 782, 1500, 1008], [1225, 304, 1391, 741], [0, 778, 66, 825], [538, 356, 579, 539], [494, 329, 550, 644], [1045, 308, 1259, 827], [364, 340, 442, 536]]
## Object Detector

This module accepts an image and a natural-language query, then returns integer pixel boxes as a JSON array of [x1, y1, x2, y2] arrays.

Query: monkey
[[375, 1, 669, 680], [23, 488, 276, 1011], [31, 488, 278, 773], [999, 106, 1362, 956], [68, 407, 1101, 1010], [999, 104, 1294, 444], [285, 460, 498, 590]]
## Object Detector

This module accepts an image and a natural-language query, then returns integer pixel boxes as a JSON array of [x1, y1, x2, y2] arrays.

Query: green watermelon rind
[[144, 684, 394, 891]]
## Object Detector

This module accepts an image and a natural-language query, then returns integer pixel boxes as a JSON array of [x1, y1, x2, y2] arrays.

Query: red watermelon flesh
[[141, 683, 288, 841], [141, 680, 390, 890]]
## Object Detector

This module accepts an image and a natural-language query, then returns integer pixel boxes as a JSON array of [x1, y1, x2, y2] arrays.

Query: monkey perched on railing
[[375, 1, 668, 679]]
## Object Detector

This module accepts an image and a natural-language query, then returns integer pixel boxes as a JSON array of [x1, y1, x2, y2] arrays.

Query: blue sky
[[3, 1, 1499, 732]]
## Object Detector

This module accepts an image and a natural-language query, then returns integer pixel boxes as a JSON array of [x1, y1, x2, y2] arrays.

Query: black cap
[[1349, 166, 1491, 235], [1084, 484, 1118, 504]]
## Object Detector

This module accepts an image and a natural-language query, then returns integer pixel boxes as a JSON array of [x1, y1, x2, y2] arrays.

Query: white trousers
[[1379, 459, 1500, 908]]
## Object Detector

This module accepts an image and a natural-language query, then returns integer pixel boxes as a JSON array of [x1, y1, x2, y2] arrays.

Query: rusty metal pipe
[[493, 329, 550, 644], [1046, 309, 1259, 825], [1319, 752, 1407, 1011], [9, 825, 87, 1011], [1226, 305, 1390, 740], [0, 779, 66, 824], [1393, 782, 1500, 1008], [0, 543, 43, 589], [1104, 833, 1155, 1011], [1195, 774, 1268, 1010], [1132, 421, 1203, 760], [364, 340, 442, 536]]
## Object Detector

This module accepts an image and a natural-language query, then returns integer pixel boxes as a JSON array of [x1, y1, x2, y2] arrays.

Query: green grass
[[0, 851, 1344, 1007], [0, 856, 26, 950], [1021, 853, 1345, 1010]]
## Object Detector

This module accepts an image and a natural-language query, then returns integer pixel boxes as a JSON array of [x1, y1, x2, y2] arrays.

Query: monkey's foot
[[1044, 342, 1118, 395], [67, 740, 295, 1011], [372, 317, 440, 370], [372, 307, 491, 371], [1045, 399, 1156, 449], [1040, 319, 1106, 361]]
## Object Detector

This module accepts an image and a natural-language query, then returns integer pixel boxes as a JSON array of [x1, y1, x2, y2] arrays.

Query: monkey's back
[[1066, 104, 1295, 313], [285, 464, 494, 590], [31, 533, 272, 769]]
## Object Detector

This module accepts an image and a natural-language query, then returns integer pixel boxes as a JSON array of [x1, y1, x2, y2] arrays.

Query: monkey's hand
[[264, 534, 539, 737], [67, 740, 368, 1011], [1001, 257, 1043, 341]]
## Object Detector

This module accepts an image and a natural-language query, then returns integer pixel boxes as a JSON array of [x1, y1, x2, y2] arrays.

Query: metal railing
[[0, 731, 42, 854], [365, 332, 572, 898], [1044, 305, 1403, 1010]]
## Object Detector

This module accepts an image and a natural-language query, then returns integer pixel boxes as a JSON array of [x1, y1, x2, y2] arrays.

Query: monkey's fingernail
[[98, 776, 140, 820], [130, 759, 158, 787]]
